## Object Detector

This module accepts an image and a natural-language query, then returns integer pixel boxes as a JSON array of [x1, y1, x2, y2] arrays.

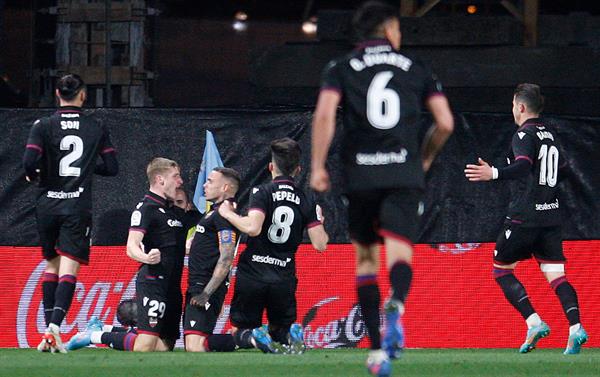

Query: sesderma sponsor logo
[[251, 255, 291, 267]]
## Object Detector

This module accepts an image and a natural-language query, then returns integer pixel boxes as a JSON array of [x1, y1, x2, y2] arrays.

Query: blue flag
[[193, 130, 224, 213]]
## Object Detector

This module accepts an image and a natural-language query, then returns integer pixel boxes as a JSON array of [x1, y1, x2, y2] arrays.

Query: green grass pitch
[[0, 348, 598, 377]]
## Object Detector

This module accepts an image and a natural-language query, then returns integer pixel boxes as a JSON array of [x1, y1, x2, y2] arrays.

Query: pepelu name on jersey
[[60, 120, 80, 130], [350, 52, 412, 72], [251, 255, 291, 267], [272, 191, 300, 204], [535, 199, 559, 211], [536, 131, 554, 141], [356, 149, 407, 165], [47, 188, 83, 199]]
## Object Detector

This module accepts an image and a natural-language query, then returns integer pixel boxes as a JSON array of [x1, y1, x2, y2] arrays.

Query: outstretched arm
[[311, 90, 341, 192]]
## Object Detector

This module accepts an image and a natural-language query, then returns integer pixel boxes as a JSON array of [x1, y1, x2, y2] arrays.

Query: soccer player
[[310, 2, 454, 375], [173, 187, 202, 253], [184, 167, 241, 352], [219, 138, 328, 354], [23, 74, 118, 353], [464, 83, 588, 354]]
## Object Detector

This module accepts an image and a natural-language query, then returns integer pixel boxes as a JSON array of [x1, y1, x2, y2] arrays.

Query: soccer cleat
[[85, 316, 104, 332], [382, 299, 404, 359], [36, 334, 53, 352], [519, 322, 550, 353], [366, 349, 392, 377], [45, 326, 67, 354], [564, 327, 588, 355], [251, 326, 278, 353], [287, 323, 306, 354]]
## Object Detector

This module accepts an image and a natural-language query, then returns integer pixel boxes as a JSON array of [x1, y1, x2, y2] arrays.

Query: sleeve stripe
[[307, 221, 322, 229], [320, 86, 342, 95], [26, 144, 43, 153], [426, 91, 446, 100], [101, 147, 116, 154], [248, 207, 266, 214], [515, 155, 533, 164]]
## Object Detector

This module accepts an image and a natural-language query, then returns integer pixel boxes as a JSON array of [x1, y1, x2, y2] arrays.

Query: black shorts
[[183, 283, 228, 337], [229, 273, 297, 329], [494, 221, 565, 265], [135, 276, 182, 340], [346, 188, 423, 245], [36, 211, 92, 265]]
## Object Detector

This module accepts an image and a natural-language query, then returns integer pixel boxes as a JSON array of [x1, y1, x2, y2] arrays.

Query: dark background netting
[[1, 108, 599, 245]]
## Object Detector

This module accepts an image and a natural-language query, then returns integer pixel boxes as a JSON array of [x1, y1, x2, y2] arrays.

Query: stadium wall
[[2, 242, 599, 349], [1, 108, 600, 245]]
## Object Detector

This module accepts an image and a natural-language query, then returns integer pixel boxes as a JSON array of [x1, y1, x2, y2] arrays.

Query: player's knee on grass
[[185, 335, 208, 352], [133, 333, 159, 352]]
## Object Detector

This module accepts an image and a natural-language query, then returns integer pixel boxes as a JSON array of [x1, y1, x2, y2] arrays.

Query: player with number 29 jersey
[[237, 176, 321, 283], [320, 40, 444, 192]]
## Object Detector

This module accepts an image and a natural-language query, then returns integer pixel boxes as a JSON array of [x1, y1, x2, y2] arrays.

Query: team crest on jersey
[[131, 211, 142, 226], [149, 317, 158, 328]]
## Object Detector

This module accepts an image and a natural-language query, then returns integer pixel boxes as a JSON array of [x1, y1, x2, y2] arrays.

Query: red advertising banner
[[1, 242, 598, 349]]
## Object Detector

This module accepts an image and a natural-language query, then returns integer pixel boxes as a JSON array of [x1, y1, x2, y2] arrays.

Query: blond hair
[[146, 157, 180, 184]]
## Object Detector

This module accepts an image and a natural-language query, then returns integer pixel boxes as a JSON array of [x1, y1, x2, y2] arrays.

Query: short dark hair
[[352, 1, 399, 41], [56, 74, 85, 101], [514, 83, 544, 114], [116, 299, 137, 327], [270, 138, 301, 176], [214, 167, 241, 194]]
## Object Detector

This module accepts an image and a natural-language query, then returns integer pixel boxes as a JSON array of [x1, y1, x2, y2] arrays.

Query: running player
[[219, 138, 328, 354], [310, 2, 454, 375], [24, 74, 118, 353], [464, 83, 588, 354]]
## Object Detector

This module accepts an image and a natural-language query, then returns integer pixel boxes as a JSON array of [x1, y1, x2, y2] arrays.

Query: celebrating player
[[24, 74, 118, 353], [219, 138, 329, 354], [310, 2, 454, 375], [464, 83, 588, 354]]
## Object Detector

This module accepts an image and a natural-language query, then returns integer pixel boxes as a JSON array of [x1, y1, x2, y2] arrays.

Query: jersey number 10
[[538, 144, 558, 187]]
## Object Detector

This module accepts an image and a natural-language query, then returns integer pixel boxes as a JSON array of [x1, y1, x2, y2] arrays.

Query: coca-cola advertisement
[[1, 242, 599, 348]]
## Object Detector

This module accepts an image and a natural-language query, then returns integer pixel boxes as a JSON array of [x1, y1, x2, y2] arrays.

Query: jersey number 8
[[268, 206, 295, 244]]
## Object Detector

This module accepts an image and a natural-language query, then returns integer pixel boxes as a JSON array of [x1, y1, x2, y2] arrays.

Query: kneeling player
[[183, 168, 241, 352]]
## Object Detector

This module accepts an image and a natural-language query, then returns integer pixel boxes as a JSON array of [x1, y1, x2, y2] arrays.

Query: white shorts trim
[[540, 263, 565, 273]]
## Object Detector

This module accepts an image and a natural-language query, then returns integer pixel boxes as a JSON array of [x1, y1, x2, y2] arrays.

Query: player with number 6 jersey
[[219, 138, 328, 354], [23, 74, 118, 353]]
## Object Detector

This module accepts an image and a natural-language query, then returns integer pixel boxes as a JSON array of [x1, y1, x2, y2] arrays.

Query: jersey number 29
[[268, 206, 294, 244], [59, 135, 84, 177]]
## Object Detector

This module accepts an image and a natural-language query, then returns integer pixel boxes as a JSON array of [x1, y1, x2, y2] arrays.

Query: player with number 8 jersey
[[219, 138, 328, 353]]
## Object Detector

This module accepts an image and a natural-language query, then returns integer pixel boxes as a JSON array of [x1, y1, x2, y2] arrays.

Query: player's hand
[[464, 158, 493, 181], [146, 248, 161, 264], [190, 291, 210, 308], [316, 204, 325, 225], [310, 168, 330, 192], [218, 200, 236, 217], [422, 157, 434, 173]]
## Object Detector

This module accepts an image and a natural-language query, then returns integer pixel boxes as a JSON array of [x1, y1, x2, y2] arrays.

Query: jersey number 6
[[367, 71, 400, 130]]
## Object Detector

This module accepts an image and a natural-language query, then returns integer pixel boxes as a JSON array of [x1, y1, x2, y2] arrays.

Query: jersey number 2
[[268, 206, 294, 244], [367, 71, 400, 129], [538, 144, 558, 187], [59, 135, 83, 177]]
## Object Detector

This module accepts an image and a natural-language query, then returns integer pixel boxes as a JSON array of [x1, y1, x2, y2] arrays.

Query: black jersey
[[506, 118, 561, 227], [320, 39, 444, 192], [237, 176, 321, 283], [188, 201, 238, 289], [129, 191, 187, 279], [25, 106, 115, 214]]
